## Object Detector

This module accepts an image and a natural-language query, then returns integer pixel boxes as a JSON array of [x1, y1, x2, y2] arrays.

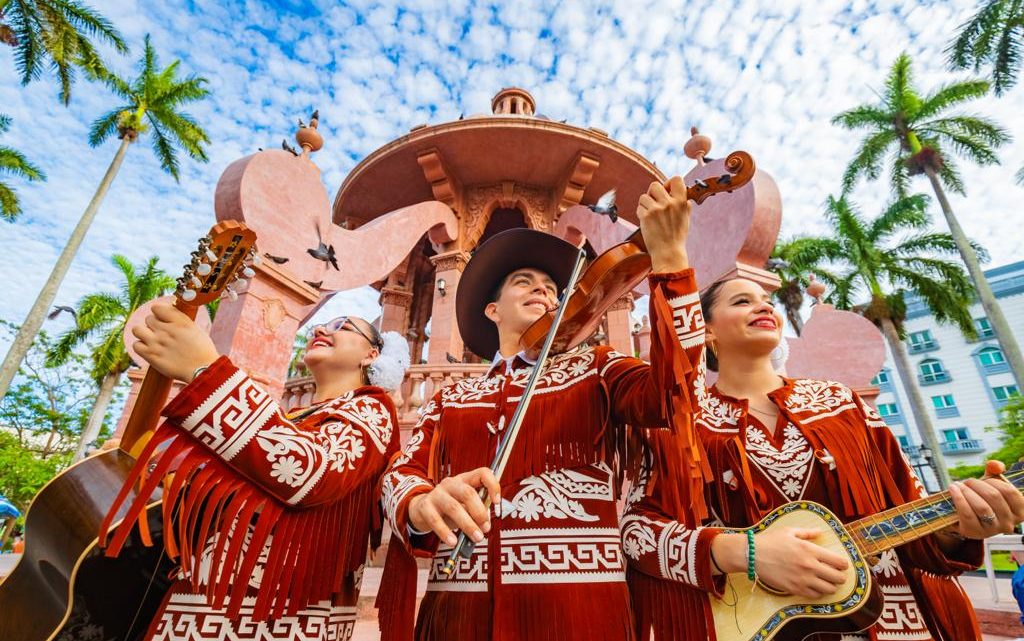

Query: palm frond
[[887, 264, 976, 336], [922, 114, 1010, 148], [947, 0, 1023, 95], [991, 11, 1023, 94], [0, 183, 23, 221], [831, 105, 891, 130], [52, 0, 128, 52], [884, 53, 915, 111], [147, 118, 181, 180], [839, 130, 897, 193], [947, 0, 1005, 69], [0, 146, 47, 181], [935, 153, 967, 195], [1016, 164, 1024, 185], [915, 80, 992, 121], [87, 107, 124, 147], [868, 193, 929, 241]]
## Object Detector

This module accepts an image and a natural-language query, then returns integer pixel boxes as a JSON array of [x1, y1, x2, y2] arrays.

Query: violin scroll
[[686, 150, 755, 205]]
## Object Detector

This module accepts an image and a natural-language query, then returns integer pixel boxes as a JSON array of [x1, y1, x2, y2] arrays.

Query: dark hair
[[698, 279, 732, 372]]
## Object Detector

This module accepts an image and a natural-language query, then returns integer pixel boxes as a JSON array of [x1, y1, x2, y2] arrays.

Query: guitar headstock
[[687, 150, 756, 205], [174, 220, 259, 306]]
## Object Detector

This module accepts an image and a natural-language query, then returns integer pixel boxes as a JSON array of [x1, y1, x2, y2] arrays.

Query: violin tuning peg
[[694, 178, 709, 189], [181, 289, 198, 302], [242, 266, 255, 278], [196, 263, 212, 276]]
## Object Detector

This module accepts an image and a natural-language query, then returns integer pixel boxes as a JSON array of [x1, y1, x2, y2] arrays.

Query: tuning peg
[[181, 289, 197, 302], [196, 263, 212, 276], [242, 266, 255, 278], [234, 277, 248, 288], [190, 275, 202, 288], [250, 252, 262, 266], [204, 249, 217, 262], [225, 289, 238, 302]]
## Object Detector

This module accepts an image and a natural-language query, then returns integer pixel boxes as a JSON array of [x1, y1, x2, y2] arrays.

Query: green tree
[[288, 333, 309, 379], [0, 34, 210, 403], [0, 0, 127, 104], [769, 236, 836, 336], [949, 394, 1024, 480], [47, 254, 174, 461], [833, 52, 1023, 391], [809, 194, 981, 489], [0, 113, 46, 221]]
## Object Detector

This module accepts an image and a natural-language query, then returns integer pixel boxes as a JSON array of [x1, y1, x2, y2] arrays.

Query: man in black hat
[[377, 178, 705, 641]]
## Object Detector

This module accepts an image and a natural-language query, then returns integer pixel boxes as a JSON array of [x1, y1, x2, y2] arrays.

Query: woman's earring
[[709, 340, 718, 358]]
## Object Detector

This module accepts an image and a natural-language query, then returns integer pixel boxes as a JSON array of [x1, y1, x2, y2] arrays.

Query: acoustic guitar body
[[710, 501, 881, 641], [0, 449, 172, 641]]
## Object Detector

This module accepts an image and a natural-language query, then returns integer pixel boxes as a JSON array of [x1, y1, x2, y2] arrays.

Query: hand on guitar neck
[[131, 303, 220, 383], [944, 459, 1024, 542]]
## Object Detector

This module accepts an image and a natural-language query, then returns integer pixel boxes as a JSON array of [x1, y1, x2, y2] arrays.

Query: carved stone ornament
[[262, 298, 287, 331]]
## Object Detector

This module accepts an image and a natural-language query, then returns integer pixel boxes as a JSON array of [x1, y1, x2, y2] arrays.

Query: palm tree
[[769, 236, 836, 335], [0, 0, 127, 104], [948, 1, 1024, 185], [0, 35, 210, 403], [46, 254, 174, 460], [832, 53, 1024, 391], [948, 0, 1024, 96], [810, 194, 981, 489], [0, 114, 45, 221], [288, 333, 309, 379]]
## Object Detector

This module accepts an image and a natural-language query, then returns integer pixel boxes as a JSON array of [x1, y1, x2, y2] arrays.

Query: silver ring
[[979, 513, 997, 526]]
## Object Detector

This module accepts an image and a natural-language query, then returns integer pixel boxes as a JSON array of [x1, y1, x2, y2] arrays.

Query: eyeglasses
[[306, 316, 382, 348]]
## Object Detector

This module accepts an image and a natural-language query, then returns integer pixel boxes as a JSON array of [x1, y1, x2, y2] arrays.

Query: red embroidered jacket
[[103, 356, 400, 641], [622, 286, 985, 641], [376, 270, 703, 641]]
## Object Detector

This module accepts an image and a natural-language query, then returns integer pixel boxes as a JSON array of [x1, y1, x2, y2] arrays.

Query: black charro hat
[[456, 228, 579, 358]]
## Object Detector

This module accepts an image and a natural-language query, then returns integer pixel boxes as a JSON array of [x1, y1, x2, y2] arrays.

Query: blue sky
[[1, 0, 1023, 352]]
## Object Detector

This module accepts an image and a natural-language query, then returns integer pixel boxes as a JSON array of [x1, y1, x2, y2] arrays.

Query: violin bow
[[442, 248, 589, 576]]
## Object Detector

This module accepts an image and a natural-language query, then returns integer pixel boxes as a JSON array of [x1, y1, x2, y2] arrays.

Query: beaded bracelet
[[746, 529, 756, 581]]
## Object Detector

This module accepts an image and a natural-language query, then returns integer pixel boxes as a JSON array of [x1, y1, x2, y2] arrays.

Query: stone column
[[208, 259, 320, 399], [635, 316, 652, 361], [427, 250, 470, 364], [379, 286, 413, 334], [606, 294, 635, 356]]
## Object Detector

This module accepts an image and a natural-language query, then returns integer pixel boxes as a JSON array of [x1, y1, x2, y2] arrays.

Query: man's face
[[483, 267, 558, 338]]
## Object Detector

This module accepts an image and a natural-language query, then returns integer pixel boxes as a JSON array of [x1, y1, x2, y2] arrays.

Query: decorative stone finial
[[806, 273, 827, 303], [296, 108, 323, 155], [491, 88, 536, 116], [684, 126, 713, 166]]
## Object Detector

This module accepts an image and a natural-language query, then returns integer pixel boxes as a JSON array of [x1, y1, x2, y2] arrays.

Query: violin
[[520, 150, 756, 354]]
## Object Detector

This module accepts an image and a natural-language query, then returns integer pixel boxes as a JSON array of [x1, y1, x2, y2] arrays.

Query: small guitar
[[0, 221, 257, 641], [711, 468, 1022, 641]]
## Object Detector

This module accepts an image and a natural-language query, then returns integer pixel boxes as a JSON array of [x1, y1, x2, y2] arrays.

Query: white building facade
[[872, 261, 1024, 487]]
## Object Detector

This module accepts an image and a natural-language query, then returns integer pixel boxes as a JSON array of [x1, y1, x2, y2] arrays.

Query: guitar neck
[[847, 469, 1024, 557], [119, 300, 199, 458]]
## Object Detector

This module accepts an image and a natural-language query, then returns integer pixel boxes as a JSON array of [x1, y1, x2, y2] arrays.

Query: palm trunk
[[879, 316, 951, 489], [924, 166, 1024, 389], [72, 371, 120, 462], [785, 306, 803, 336], [0, 518, 15, 551], [0, 138, 132, 402]]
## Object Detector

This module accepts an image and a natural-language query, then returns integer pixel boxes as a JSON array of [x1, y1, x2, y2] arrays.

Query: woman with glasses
[[107, 304, 410, 641]]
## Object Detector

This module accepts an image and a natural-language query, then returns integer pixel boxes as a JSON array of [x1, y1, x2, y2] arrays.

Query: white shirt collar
[[487, 349, 537, 375]]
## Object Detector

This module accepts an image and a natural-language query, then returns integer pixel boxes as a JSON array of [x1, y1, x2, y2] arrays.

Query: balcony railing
[[940, 438, 983, 455], [981, 361, 1010, 376], [908, 339, 938, 354], [934, 406, 961, 419], [918, 371, 951, 385]]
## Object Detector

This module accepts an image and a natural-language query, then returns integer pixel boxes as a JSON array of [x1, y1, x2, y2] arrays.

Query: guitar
[[711, 468, 1022, 641], [0, 221, 258, 641]]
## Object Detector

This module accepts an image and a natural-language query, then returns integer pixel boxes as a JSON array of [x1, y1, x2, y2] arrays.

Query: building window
[[931, 394, 960, 418], [979, 347, 1006, 367], [908, 330, 937, 353], [871, 370, 890, 386], [993, 384, 1020, 407], [918, 358, 950, 384], [975, 317, 995, 339], [940, 427, 982, 454], [897, 434, 910, 449], [877, 403, 899, 417]]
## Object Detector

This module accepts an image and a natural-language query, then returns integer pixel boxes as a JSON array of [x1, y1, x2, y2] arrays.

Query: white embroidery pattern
[[872, 549, 901, 578], [381, 471, 432, 536], [394, 429, 425, 468], [500, 527, 625, 584], [856, 394, 888, 429], [875, 583, 931, 640], [505, 465, 614, 523], [745, 422, 814, 500], [428, 546, 488, 592], [695, 370, 743, 433], [667, 291, 704, 350], [321, 396, 393, 454], [321, 423, 366, 472], [785, 379, 856, 423]]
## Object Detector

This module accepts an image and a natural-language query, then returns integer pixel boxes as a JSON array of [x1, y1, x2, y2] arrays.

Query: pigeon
[[298, 118, 306, 128], [263, 253, 289, 264], [765, 258, 790, 271], [282, 139, 299, 156], [47, 305, 77, 321], [458, 113, 464, 120], [307, 225, 339, 270], [587, 189, 618, 223], [445, 352, 459, 364], [303, 280, 324, 289], [310, 109, 319, 122]]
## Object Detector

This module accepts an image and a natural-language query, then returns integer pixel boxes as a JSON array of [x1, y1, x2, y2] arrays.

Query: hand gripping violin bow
[[442, 150, 756, 575]]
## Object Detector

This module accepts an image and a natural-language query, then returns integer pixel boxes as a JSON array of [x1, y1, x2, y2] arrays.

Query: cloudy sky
[[1, 0, 1022, 355]]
